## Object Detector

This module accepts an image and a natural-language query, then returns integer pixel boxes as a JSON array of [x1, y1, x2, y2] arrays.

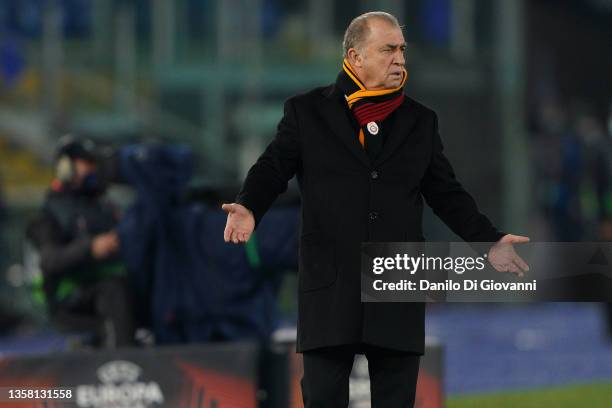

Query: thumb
[[221, 203, 235, 214], [506, 234, 530, 244]]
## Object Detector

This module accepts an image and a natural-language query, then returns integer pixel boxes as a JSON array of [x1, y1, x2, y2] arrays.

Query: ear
[[347, 48, 363, 68]]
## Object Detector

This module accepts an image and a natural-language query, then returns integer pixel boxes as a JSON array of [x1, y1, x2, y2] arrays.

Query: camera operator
[[27, 135, 135, 347]]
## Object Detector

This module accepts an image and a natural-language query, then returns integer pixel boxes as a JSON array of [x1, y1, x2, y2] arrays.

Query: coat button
[[369, 211, 378, 221], [370, 170, 379, 180]]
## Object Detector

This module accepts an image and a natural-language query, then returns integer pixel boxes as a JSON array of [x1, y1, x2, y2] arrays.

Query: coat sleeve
[[27, 214, 93, 277], [420, 112, 505, 243], [236, 99, 301, 226]]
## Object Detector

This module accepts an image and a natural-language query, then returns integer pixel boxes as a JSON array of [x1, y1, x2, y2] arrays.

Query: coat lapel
[[318, 87, 419, 168], [374, 96, 419, 167], [318, 86, 371, 167]]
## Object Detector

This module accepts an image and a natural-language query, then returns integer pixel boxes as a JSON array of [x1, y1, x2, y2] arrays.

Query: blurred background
[[0, 0, 611, 407]]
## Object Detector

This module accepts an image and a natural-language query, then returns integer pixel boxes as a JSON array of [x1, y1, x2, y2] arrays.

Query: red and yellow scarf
[[336, 59, 407, 147]]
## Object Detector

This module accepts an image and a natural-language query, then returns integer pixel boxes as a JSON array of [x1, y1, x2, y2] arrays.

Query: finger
[[512, 262, 525, 277], [513, 255, 530, 272], [506, 262, 519, 273], [239, 232, 248, 242], [224, 225, 233, 242], [510, 235, 530, 244], [493, 263, 508, 273], [231, 231, 240, 244], [508, 262, 525, 277], [221, 203, 234, 214]]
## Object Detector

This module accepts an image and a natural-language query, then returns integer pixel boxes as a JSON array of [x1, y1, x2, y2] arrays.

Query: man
[[27, 136, 135, 347], [223, 12, 529, 407]]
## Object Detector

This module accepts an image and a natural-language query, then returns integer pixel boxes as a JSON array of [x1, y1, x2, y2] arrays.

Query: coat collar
[[319, 85, 419, 168]]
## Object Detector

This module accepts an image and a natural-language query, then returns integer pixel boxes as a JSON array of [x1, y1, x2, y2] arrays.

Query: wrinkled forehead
[[364, 19, 405, 48]]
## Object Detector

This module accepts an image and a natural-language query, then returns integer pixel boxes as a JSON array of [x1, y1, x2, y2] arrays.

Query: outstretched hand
[[488, 234, 530, 277], [222, 203, 255, 244]]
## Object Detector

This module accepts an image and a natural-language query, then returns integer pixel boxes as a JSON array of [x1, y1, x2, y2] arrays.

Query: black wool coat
[[236, 84, 504, 353]]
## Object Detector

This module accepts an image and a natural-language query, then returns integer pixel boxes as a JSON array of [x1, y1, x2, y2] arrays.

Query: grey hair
[[342, 12, 401, 57]]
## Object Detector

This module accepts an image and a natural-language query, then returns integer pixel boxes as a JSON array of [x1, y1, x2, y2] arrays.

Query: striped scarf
[[336, 59, 407, 153]]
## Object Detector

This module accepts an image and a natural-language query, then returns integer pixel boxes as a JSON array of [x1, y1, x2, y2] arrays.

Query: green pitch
[[448, 382, 612, 408]]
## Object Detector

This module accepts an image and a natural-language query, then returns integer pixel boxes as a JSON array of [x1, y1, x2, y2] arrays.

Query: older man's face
[[355, 19, 406, 90]]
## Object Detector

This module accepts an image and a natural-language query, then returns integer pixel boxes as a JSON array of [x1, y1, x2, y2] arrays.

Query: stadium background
[[0, 0, 611, 407]]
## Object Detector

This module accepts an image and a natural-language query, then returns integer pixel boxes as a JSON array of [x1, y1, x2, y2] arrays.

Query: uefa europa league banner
[[0, 343, 259, 408], [0, 340, 443, 407]]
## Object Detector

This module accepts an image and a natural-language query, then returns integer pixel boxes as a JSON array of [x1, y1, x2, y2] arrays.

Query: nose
[[393, 49, 405, 66]]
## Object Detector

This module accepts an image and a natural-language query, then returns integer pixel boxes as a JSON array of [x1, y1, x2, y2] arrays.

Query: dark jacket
[[237, 84, 504, 353], [26, 187, 121, 307]]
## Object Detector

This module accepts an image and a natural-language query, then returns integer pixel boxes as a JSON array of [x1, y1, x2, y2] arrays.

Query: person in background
[[27, 135, 135, 347], [598, 103, 612, 339], [0, 175, 23, 334], [0, 175, 6, 266], [594, 103, 612, 242]]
